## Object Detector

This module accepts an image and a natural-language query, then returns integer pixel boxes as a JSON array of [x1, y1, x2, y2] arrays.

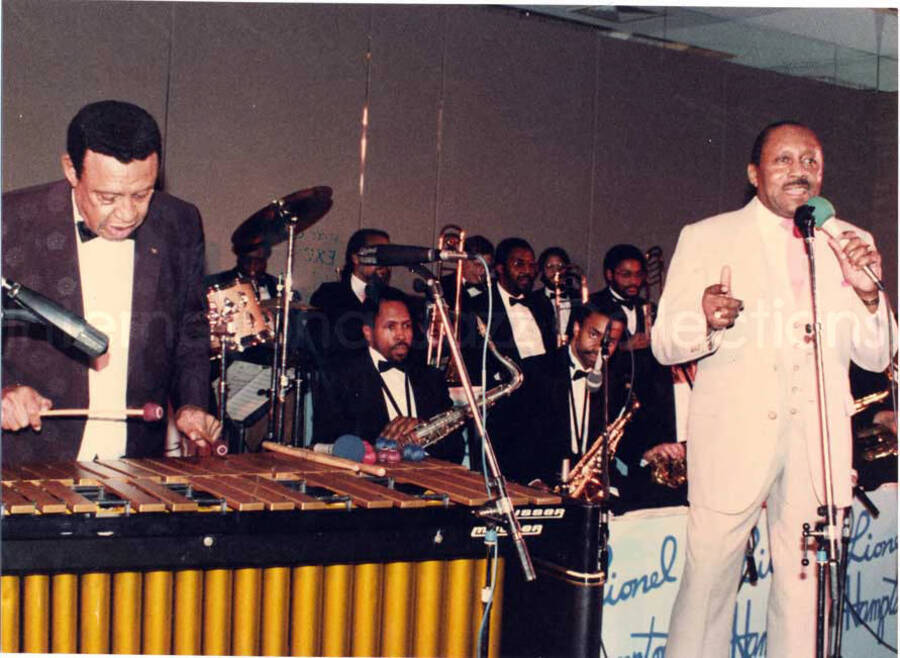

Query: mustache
[[783, 178, 810, 190]]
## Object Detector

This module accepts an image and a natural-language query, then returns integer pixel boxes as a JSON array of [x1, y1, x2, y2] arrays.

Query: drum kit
[[206, 186, 332, 449]]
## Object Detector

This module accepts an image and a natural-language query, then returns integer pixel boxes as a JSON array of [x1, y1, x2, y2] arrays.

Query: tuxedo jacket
[[2, 180, 210, 465], [308, 278, 367, 359], [589, 286, 651, 335], [311, 352, 464, 463], [308, 279, 426, 365], [652, 198, 895, 512], [460, 281, 556, 386], [588, 286, 678, 467], [497, 347, 629, 485]]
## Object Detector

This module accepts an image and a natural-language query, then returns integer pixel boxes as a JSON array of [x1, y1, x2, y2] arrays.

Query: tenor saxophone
[[559, 396, 640, 501], [416, 317, 524, 449]]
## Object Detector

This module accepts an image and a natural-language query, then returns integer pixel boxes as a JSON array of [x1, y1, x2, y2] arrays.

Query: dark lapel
[[359, 355, 391, 431]]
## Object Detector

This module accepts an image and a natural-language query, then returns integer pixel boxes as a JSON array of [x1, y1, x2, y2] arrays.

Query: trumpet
[[855, 424, 897, 462], [646, 451, 687, 488], [426, 225, 466, 371], [558, 396, 639, 502], [644, 246, 665, 302], [852, 389, 891, 415], [416, 317, 523, 449], [551, 264, 588, 347]]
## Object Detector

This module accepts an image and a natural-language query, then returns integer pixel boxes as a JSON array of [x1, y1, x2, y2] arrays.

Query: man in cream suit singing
[[652, 121, 895, 656]]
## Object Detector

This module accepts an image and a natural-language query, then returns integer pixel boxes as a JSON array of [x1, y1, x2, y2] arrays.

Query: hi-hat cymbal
[[232, 186, 333, 249]]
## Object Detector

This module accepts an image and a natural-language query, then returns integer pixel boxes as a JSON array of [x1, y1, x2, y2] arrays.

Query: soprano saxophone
[[416, 317, 524, 449], [558, 396, 640, 502]]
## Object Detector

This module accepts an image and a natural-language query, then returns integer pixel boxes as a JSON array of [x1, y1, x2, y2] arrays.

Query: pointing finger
[[720, 265, 731, 294]]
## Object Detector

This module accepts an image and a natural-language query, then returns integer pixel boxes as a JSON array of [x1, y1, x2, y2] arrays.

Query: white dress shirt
[[610, 288, 638, 335], [545, 287, 573, 339], [567, 345, 590, 454], [351, 273, 367, 303], [73, 198, 135, 460], [368, 347, 418, 419], [498, 284, 545, 358]]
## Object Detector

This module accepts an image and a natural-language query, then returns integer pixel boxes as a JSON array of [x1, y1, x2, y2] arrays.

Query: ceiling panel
[[512, 6, 898, 91]]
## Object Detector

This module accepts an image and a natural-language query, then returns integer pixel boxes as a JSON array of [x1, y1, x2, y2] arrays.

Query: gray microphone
[[2, 277, 109, 358], [357, 244, 477, 266]]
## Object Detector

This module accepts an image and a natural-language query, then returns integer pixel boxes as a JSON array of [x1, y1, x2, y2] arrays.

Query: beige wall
[[4, 2, 896, 303]]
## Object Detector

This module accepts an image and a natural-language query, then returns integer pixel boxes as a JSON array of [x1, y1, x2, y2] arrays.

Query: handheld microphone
[[796, 197, 885, 292], [2, 277, 109, 358], [586, 324, 613, 393], [357, 244, 478, 267]]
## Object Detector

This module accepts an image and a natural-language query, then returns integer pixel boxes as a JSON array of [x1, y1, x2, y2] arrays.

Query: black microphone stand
[[794, 206, 845, 658], [410, 264, 535, 658], [596, 332, 612, 654], [410, 264, 536, 569]]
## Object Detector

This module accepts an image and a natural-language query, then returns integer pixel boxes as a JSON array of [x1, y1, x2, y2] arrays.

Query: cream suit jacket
[[652, 198, 894, 513]]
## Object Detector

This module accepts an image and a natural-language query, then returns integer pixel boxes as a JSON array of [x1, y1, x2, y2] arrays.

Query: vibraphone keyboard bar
[[1, 453, 604, 657]]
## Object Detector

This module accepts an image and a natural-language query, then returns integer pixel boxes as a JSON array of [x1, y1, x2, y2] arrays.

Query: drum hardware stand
[[266, 200, 303, 445], [291, 366, 306, 447], [266, 275, 285, 443], [795, 206, 843, 658], [207, 301, 240, 425]]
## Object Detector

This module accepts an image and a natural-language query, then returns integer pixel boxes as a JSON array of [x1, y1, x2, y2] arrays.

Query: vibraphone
[[1, 453, 603, 657]]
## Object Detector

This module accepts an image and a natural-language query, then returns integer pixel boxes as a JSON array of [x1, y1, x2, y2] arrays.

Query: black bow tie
[[378, 360, 407, 374], [509, 296, 530, 307], [77, 221, 138, 242], [571, 369, 589, 381], [617, 297, 636, 310]]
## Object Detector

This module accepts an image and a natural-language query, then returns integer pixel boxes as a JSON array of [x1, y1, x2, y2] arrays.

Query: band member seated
[[1, 100, 220, 463], [495, 304, 625, 487], [531, 246, 581, 346], [589, 243, 683, 510], [309, 228, 392, 360], [312, 287, 464, 463], [462, 237, 555, 387], [206, 235, 279, 301]]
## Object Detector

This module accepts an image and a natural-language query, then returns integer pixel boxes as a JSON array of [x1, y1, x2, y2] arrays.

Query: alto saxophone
[[416, 317, 524, 449], [559, 396, 639, 502]]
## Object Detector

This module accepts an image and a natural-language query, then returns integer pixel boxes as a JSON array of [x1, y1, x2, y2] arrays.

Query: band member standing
[[590, 244, 684, 509], [308, 228, 392, 360], [465, 237, 555, 386], [2, 100, 220, 463], [531, 246, 579, 346], [312, 287, 464, 463], [439, 234, 494, 303], [652, 121, 895, 657]]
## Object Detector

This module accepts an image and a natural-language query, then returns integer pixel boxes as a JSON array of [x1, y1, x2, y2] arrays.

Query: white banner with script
[[603, 484, 897, 657]]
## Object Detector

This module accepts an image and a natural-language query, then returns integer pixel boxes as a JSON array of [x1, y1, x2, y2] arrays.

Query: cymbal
[[232, 186, 333, 249], [259, 298, 319, 313]]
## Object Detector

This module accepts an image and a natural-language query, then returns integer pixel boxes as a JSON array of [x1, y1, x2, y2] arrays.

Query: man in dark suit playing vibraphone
[[312, 287, 464, 463], [1, 100, 220, 464]]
